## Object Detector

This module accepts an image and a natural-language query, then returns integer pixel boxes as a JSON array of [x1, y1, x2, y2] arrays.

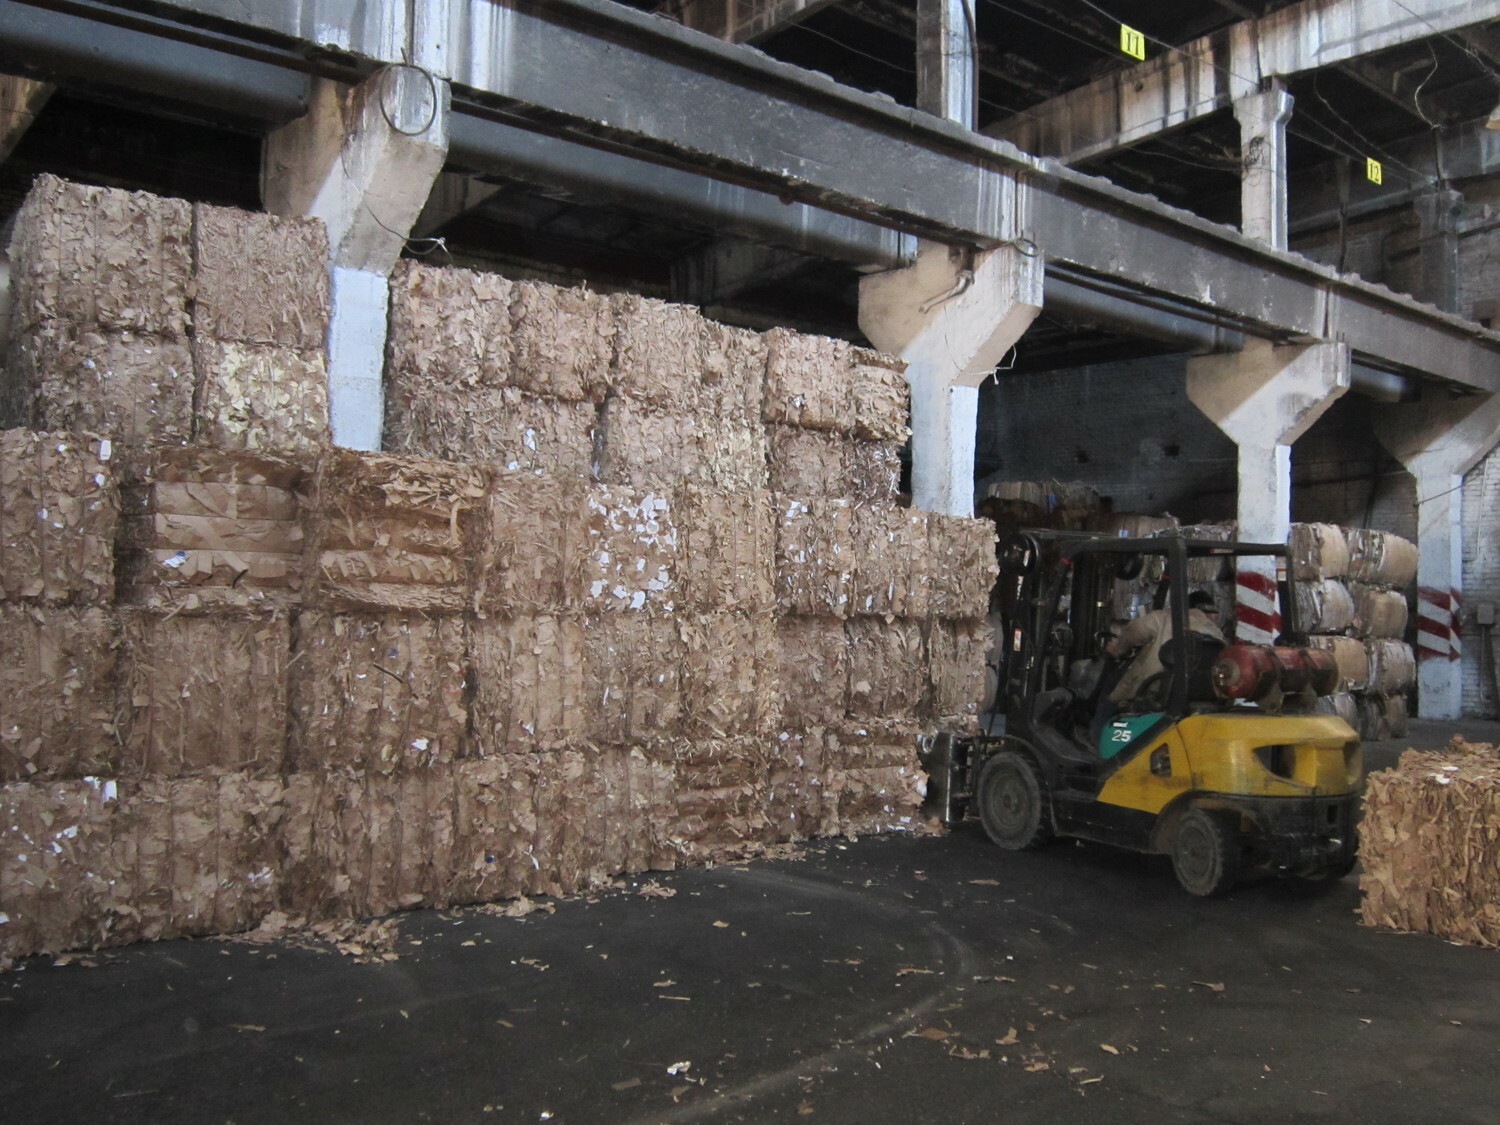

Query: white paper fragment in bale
[[192, 339, 330, 452], [774, 496, 853, 617], [289, 611, 467, 775], [1293, 578, 1356, 635], [928, 514, 998, 621], [1345, 528, 1418, 589], [578, 485, 677, 615], [471, 614, 587, 753], [1348, 583, 1410, 639], [116, 607, 290, 778], [0, 430, 116, 605], [851, 507, 930, 619], [0, 607, 116, 783], [845, 618, 927, 721], [8, 173, 192, 337], [1289, 523, 1350, 581]]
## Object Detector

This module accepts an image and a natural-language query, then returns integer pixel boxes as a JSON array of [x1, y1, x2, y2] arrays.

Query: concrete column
[[1415, 187, 1463, 315], [917, 0, 977, 129], [859, 240, 1043, 515], [263, 66, 450, 449], [1373, 390, 1500, 718], [1234, 83, 1294, 249], [1188, 340, 1350, 642]]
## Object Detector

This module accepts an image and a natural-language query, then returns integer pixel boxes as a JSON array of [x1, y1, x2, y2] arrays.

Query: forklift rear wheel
[[1171, 807, 1241, 897], [976, 752, 1052, 851]]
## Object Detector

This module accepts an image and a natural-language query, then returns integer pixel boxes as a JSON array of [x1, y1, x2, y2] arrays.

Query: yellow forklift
[[922, 531, 1364, 896]]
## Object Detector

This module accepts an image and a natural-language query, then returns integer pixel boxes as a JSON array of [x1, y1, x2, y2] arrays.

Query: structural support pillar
[[263, 66, 450, 450], [1415, 187, 1463, 315], [1373, 390, 1500, 718], [859, 240, 1042, 515], [917, 0, 977, 128], [1234, 82, 1294, 249], [1188, 340, 1350, 642]]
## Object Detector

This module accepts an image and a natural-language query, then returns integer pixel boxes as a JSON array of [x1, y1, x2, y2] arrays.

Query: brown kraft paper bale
[[0, 430, 116, 605], [849, 347, 911, 443], [117, 446, 307, 611], [473, 472, 589, 617], [306, 450, 485, 613], [597, 397, 704, 488], [846, 618, 927, 721], [192, 339, 330, 452], [577, 485, 678, 615], [702, 322, 768, 427], [777, 616, 850, 730], [767, 728, 836, 841], [611, 293, 708, 412], [384, 382, 598, 476], [192, 204, 329, 350], [1305, 635, 1371, 692], [851, 507, 931, 619], [1289, 522, 1351, 581], [1349, 583, 1410, 639], [928, 514, 999, 621], [774, 496, 854, 617], [649, 738, 770, 864], [833, 765, 925, 837], [926, 617, 989, 722], [845, 439, 903, 507], [8, 174, 192, 337], [386, 260, 514, 391], [677, 612, 780, 738], [768, 424, 845, 497], [584, 615, 685, 744], [116, 607, 290, 778], [511, 279, 613, 403], [7, 321, 194, 445], [763, 328, 850, 433], [471, 614, 587, 754], [675, 486, 775, 615], [289, 611, 467, 775], [448, 756, 539, 905], [1360, 740, 1500, 947], [0, 606, 116, 783], [1345, 528, 1418, 589]]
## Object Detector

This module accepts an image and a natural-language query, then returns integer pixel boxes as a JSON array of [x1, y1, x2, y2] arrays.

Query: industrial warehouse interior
[[2, 0, 1500, 1121]]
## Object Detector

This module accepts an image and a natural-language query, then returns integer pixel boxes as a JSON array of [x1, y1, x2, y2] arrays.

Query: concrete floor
[[4, 720, 1499, 1124]]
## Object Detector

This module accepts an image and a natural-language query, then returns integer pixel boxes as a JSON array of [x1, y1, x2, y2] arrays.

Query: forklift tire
[[976, 752, 1052, 851], [1171, 807, 1241, 897]]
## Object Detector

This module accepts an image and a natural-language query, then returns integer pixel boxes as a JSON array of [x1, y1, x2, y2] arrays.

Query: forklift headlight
[[1149, 745, 1171, 777]]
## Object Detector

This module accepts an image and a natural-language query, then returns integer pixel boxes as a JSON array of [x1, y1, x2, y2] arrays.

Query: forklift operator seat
[[1158, 632, 1227, 704]]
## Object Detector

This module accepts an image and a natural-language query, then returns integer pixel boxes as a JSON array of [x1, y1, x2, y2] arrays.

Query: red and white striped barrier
[[1417, 586, 1461, 662], [1235, 569, 1281, 646]]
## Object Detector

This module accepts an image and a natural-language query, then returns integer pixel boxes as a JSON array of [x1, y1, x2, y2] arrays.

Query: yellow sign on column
[[1365, 158, 1383, 184], [1120, 24, 1146, 60]]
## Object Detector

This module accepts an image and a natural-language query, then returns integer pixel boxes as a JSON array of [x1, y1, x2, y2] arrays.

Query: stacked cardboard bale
[[1292, 523, 1417, 737], [1360, 739, 1500, 947]]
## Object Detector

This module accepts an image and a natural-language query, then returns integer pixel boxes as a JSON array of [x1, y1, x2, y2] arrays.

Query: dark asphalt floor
[[4, 720, 1499, 1125]]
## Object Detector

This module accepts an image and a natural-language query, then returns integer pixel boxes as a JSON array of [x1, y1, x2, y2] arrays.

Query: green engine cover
[[1099, 713, 1165, 758]]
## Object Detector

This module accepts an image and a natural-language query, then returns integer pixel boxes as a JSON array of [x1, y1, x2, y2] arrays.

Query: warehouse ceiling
[[1, 0, 1498, 356]]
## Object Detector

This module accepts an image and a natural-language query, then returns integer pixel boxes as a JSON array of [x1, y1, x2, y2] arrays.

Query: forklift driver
[[1104, 590, 1225, 710]]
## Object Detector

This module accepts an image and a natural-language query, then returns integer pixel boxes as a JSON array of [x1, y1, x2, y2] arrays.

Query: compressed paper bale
[[650, 738, 770, 864], [849, 347, 910, 443], [774, 495, 854, 617], [851, 507, 931, 619], [828, 719, 923, 772], [676, 613, 780, 738], [0, 607, 116, 783], [926, 617, 988, 722], [1355, 693, 1390, 741], [1366, 639, 1417, 694], [1345, 528, 1418, 589], [777, 616, 850, 730], [763, 328, 850, 433], [306, 450, 485, 613], [833, 764, 925, 837], [386, 260, 514, 391], [1305, 635, 1371, 692], [584, 615, 685, 744], [0, 777, 120, 959], [610, 293, 707, 411], [702, 322, 767, 427], [526, 747, 636, 896], [597, 396, 704, 487], [768, 424, 845, 496], [1293, 578, 1357, 635], [193, 204, 329, 350], [471, 614, 587, 754], [845, 618, 926, 721], [8, 321, 194, 445], [1385, 693, 1410, 738], [698, 413, 770, 492], [928, 514, 999, 621], [288, 611, 467, 775], [116, 607, 289, 778], [1312, 691, 1359, 728], [1161, 523, 1235, 583], [1359, 740, 1500, 947], [0, 430, 116, 605], [1290, 522, 1351, 581], [577, 485, 678, 615], [766, 728, 834, 842], [384, 381, 598, 475], [448, 757, 537, 904], [1086, 512, 1179, 538], [9, 174, 191, 337], [511, 279, 613, 403], [192, 339, 329, 452], [1349, 583, 1410, 639], [675, 486, 774, 615], [845, 439, 903, 507], [474, 472, 589, 616]]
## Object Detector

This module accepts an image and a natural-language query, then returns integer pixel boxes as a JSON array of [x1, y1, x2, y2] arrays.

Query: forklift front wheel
[[976, 753, 1052, 851], [1171, 807, 1241, 897]]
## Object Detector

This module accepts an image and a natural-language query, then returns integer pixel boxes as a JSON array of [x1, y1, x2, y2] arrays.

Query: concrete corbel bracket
[[1186, 338, 1350, 447]]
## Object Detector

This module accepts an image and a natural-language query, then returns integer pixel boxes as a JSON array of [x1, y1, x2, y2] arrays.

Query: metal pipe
[[1043, 274, 1244, 354], [0, 0, 310, 124], [1351, 362, 1420, 402], [447, 114, 915, 269]]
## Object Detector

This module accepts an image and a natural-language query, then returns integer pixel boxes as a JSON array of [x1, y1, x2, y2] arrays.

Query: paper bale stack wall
[[0, 180, 996, 960]]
